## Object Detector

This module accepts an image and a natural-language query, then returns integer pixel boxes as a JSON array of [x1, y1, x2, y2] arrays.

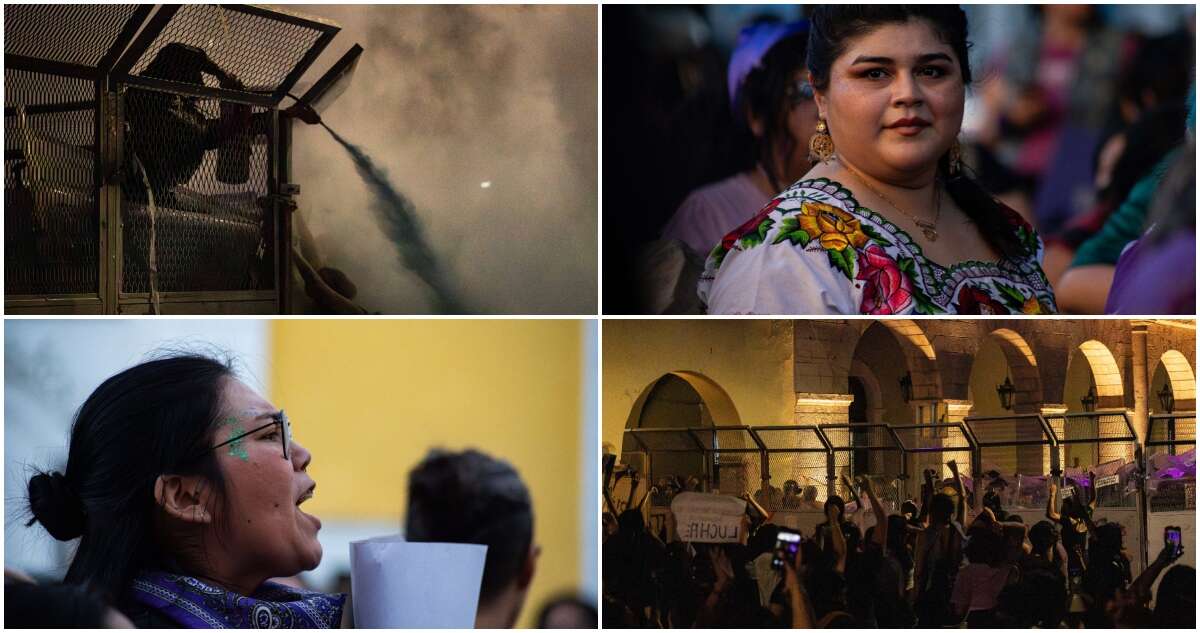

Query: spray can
[[217, 99, 252, 184]]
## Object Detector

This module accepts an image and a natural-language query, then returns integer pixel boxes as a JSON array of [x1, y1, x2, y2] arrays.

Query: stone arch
[[624, 371, 742, 432], [876, 319, 941, 402], [1152, 350, 1197, 412], [849, 359, 885, 424], [1075, 340, 1125, 407], [988, 328, 1043, 412]]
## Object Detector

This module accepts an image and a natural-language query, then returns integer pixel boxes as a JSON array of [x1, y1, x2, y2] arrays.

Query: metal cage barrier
[[1144, 413, 1196, 513], [818, 423, 904, 509], [4, 4, 345, 314], [888, 422, 978, 502], [964, 413, 1059, 512], [753, 425, 833, 509], [1043, 410, 1139, 508]]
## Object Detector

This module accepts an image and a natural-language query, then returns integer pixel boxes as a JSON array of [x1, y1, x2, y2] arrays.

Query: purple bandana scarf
[[129, 571, 346, 628]]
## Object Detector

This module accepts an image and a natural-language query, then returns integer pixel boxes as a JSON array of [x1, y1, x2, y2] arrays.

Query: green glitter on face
[[218, 416, 250, 462]]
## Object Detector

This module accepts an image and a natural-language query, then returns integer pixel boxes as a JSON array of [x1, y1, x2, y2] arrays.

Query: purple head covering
[[727, 20, 809, 117]]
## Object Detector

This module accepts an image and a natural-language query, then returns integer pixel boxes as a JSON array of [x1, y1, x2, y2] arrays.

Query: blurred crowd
[[602, 463, 1194, 629], [605, 4, 1195, 314]]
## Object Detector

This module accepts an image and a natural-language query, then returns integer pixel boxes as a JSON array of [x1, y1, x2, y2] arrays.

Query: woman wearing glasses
[[699, 6, 1057, 315], [24, 354, 343, 628]]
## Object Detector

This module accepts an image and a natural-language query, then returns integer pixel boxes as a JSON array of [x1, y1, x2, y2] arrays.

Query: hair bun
[[27, 471, 85, 541]]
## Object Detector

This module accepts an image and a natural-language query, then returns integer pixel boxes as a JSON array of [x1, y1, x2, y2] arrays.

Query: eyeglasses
[[207, 410, 292, 461]]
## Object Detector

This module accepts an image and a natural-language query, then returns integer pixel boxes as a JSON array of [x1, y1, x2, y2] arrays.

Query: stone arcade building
[[605, 320, 1194, 511]]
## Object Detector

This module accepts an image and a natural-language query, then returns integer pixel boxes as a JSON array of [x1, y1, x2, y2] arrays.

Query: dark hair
[[1154, 565, 1196, 629], [1095, 102, 1187, 212], [405, 449, 534, 604], [886, 514, 913, 574], [805, 5, 1024, 259], [24, 353, 237, 601], [1144, 140, 1196, 244], [825, 491, 844, 517], [1029, 520, 1059, 553], [4, 582, 115, 628], [965, 526, 1003, 565], [929, 492, 955, 524], [741, 31, 811, 192], [535, 594, 598, 629]]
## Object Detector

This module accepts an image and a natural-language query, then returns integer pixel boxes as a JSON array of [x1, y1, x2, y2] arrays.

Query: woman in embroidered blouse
[[24, 355, 344, 628], [700, 6, 1057, 315]]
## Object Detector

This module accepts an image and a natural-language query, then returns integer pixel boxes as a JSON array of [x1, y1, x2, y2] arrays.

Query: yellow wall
[[270, 320, 582, 628], [603, 320, 795, 451]]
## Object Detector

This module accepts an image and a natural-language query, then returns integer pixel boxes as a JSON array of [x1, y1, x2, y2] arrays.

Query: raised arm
[[827, 503, 847, 575], [1046, 481, 1061, 521], [918, 469, 934, 526], [948, 460, 965, 525], [785, 540, 814, 629], [857, 475, 888, 550], [1130, 543, 1184, 605]]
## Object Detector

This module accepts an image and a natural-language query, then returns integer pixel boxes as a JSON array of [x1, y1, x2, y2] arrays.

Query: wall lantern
[[996, 375, 1015, 411], [1158, 381, 1175, 414], [1080, 385, 1098, 412]]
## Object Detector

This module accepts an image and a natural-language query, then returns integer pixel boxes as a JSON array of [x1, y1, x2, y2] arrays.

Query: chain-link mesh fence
[[123, 5, 331, 99], [6, 5, 340, 310], [4, 4, 143, 68], [754, 426, 830, 509], [5, 69, 98, 296], [120, 91, 273, 294], [1046, 411, 1137, 470], [1146, 413, 1196, 513]]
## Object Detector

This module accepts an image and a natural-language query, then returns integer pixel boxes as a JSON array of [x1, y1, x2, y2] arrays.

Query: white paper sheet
[[349, 536, 488, 628]]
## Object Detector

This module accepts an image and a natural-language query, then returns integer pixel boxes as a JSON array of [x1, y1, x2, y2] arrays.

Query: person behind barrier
[[24, 353, 343, 628], [405, 449, 540, 628]]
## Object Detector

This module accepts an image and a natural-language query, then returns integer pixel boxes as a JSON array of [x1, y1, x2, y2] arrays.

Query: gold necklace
[[841, 162, 941, 241]]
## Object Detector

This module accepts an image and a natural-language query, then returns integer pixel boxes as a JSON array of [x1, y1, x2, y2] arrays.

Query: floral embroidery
[[857, 244, 913, 314], [700, 178, 1057, 314], [797, 202, 870, 251], [955, 285, 1010, 315]]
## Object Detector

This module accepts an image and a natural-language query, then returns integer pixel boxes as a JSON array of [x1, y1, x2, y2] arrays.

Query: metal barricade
[[5, 5, 342, 314], [1045, 410, 1142, 573], [964, 413, 1058, 522], [1144, 413, 1195, 577], [818, 423, 904, 509], [888, 422, 977, 502]]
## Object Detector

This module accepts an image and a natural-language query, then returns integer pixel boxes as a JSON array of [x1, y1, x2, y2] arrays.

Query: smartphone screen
[[1165, 527, 1182, 558], [772, 529, 802, 570]]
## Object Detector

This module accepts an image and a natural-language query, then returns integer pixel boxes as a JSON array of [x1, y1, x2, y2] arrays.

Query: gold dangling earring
[[809, 118, 835, 164], [948, 140, 963, 176]]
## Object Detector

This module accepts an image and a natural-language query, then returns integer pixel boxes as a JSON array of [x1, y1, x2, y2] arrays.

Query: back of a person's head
[[1154, 564, 1195, 628], [824, 494, 845, 518], [4, 582, 122, 628], [1029, 520, 1058, 553], [930, 492, 954, 524], [965, 527, 1003, 565], [405, 449, 533, 604], [535, 595, 597, 629]]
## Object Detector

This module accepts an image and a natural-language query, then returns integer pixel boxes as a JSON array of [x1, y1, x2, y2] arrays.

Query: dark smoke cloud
[[284, 5, 597, 314]]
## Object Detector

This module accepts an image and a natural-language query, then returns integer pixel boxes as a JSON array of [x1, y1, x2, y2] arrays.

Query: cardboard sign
[[1060, 487, 1074, 499], [349, 536, 487, 628], [1095, 475, 1120, 489], [671, 492, 746, 543]]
